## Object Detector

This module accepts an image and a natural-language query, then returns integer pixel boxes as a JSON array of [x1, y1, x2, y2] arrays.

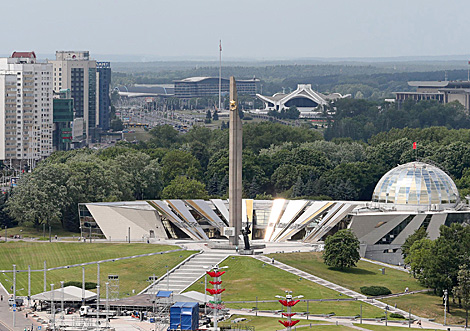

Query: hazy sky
[[2, 0, 469, 61]]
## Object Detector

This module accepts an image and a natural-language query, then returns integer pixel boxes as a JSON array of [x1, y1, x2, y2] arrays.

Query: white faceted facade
[[372, 161, 459, 210], [0, 53, 53, 164]]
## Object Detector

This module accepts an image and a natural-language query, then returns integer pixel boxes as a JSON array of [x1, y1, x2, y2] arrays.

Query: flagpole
[[219, 40, 222, 111], [467, 61, 470, 82]]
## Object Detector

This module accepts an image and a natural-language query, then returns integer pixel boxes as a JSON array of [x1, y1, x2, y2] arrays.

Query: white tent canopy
[[31, 286, 97, 302]]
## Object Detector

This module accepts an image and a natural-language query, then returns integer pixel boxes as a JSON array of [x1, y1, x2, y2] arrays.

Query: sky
[[2, 0, 470, 61]]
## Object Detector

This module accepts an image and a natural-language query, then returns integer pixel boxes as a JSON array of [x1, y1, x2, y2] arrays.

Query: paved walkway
[[361, 258, 410, 273], [0, 284, 40, 331]]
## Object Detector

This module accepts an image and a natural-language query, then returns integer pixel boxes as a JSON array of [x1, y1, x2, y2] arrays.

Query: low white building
[[256, 84, 350, 112]]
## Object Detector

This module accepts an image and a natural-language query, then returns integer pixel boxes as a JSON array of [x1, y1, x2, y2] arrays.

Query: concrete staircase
[[144, 250, 231, 294]]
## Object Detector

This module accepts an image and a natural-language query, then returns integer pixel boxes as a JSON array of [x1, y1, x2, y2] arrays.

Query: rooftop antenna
[[219, 40, 222, 111]]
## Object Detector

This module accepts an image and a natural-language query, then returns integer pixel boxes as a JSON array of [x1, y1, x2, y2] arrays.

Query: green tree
[[323, 229, 360, 270], [110, 118, 124, 131], [291, 176, 304, 197], [7, 164, 69, 229], [323, 230, 361, 270], [162, 176, 209, 199], [454, 264, 470, 327], [401, 227, 428, 260], [207, 173, 220, 196], [148, 125, 181, 148], [0, 192, 15, 228], [161, 150, 201, 184]]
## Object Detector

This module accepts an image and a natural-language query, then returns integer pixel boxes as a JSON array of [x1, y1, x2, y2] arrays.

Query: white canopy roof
[[31, 286, 97, 302]]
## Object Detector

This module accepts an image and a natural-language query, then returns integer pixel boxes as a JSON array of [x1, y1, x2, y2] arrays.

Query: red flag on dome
[[413, 142, 417, 150]]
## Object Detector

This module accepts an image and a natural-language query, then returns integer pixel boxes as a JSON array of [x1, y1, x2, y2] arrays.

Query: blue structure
[[97, 62, 111, 131], [169, 302, 199, 330]]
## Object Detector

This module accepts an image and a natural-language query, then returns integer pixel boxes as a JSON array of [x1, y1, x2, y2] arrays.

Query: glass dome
[[372, 162, 460, 210]]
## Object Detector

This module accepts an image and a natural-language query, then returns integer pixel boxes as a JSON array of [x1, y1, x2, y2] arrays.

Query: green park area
[[0, 242, 194, 297], [270, 252, 423, 294], [220, 315, 438, 331], [270, 252, 469, 325], [1, 225, 77, 240], [185, 256, 385, 318], [382, 292, 468, 325], [219, 315, 330, 331]]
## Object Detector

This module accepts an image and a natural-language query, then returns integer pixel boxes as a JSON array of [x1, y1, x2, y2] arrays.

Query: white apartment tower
[[0, 52, 53, 167], [49, 51, 97, 143]]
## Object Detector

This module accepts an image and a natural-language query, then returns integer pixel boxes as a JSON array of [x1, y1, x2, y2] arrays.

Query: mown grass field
[[0, 242, 194, 297], [270, 252, 424, 294], [219, 315, 330, 331], [382, 292, 468, 325], [185, 256, 385, 318], [1, 225, 77, 240]]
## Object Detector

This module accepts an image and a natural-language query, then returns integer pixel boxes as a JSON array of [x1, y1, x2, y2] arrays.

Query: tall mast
[[219, 40, 222, 111]]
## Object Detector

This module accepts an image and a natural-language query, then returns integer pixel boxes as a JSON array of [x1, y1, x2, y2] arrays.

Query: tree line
[[4, 117, 470, 232]]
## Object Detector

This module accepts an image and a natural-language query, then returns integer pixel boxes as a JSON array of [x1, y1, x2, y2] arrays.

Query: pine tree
[[213, 111, 219, 121], [219, 174, 229, 196], [248, 176, 261, 198], [208, 173, 220, 196], [292, 176, 304, 197]]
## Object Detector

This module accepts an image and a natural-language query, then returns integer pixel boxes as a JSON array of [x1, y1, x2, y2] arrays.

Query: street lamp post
[[44, 260, 47, 292], [51, 283, 55, 331], [28, 265, 31, 308], [12, 264, 16, 327], [106, 282, 109, 329], [276, 291, 303, 331], [444, 289, 448, 325], [61, 281, 65, 326], [206, 264, 228, 331]]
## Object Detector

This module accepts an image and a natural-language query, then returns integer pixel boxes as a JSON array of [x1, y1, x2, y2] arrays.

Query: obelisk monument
[[228, 77, 242, 246]]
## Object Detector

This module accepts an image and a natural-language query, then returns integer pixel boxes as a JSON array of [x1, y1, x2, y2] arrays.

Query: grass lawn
[[185, 256, 385, 317], [124, 128, 152, 142], [1, 225, 77, 240], [0, 242, 194, 297], [219, 315, 331, 331], [270, 252, 423, 294], [382, 292, 469, 326]]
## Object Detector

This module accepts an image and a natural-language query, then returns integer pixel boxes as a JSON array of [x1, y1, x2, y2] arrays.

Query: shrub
[[360, 286, 391, 296], [64, 281, 97, 290], [390, 313, 405, 319]]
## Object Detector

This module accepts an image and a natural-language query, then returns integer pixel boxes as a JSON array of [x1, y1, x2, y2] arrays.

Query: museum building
[[79, 162, 470, 265]]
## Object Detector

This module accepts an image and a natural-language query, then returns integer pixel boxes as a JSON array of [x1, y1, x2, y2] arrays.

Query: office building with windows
[[49, 51, 97, 143], [174, 77, 259, 98], [96, 62, 111, 131], [395, 81, 470, 111], [52, 89, 74, 151], [0, 52, 53, 167]]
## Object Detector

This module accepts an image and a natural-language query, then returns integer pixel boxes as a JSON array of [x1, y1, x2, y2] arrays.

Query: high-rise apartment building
[[0, 52, 53, 168], [49, 51, 97, 143], [96, 62, 111, 131]]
